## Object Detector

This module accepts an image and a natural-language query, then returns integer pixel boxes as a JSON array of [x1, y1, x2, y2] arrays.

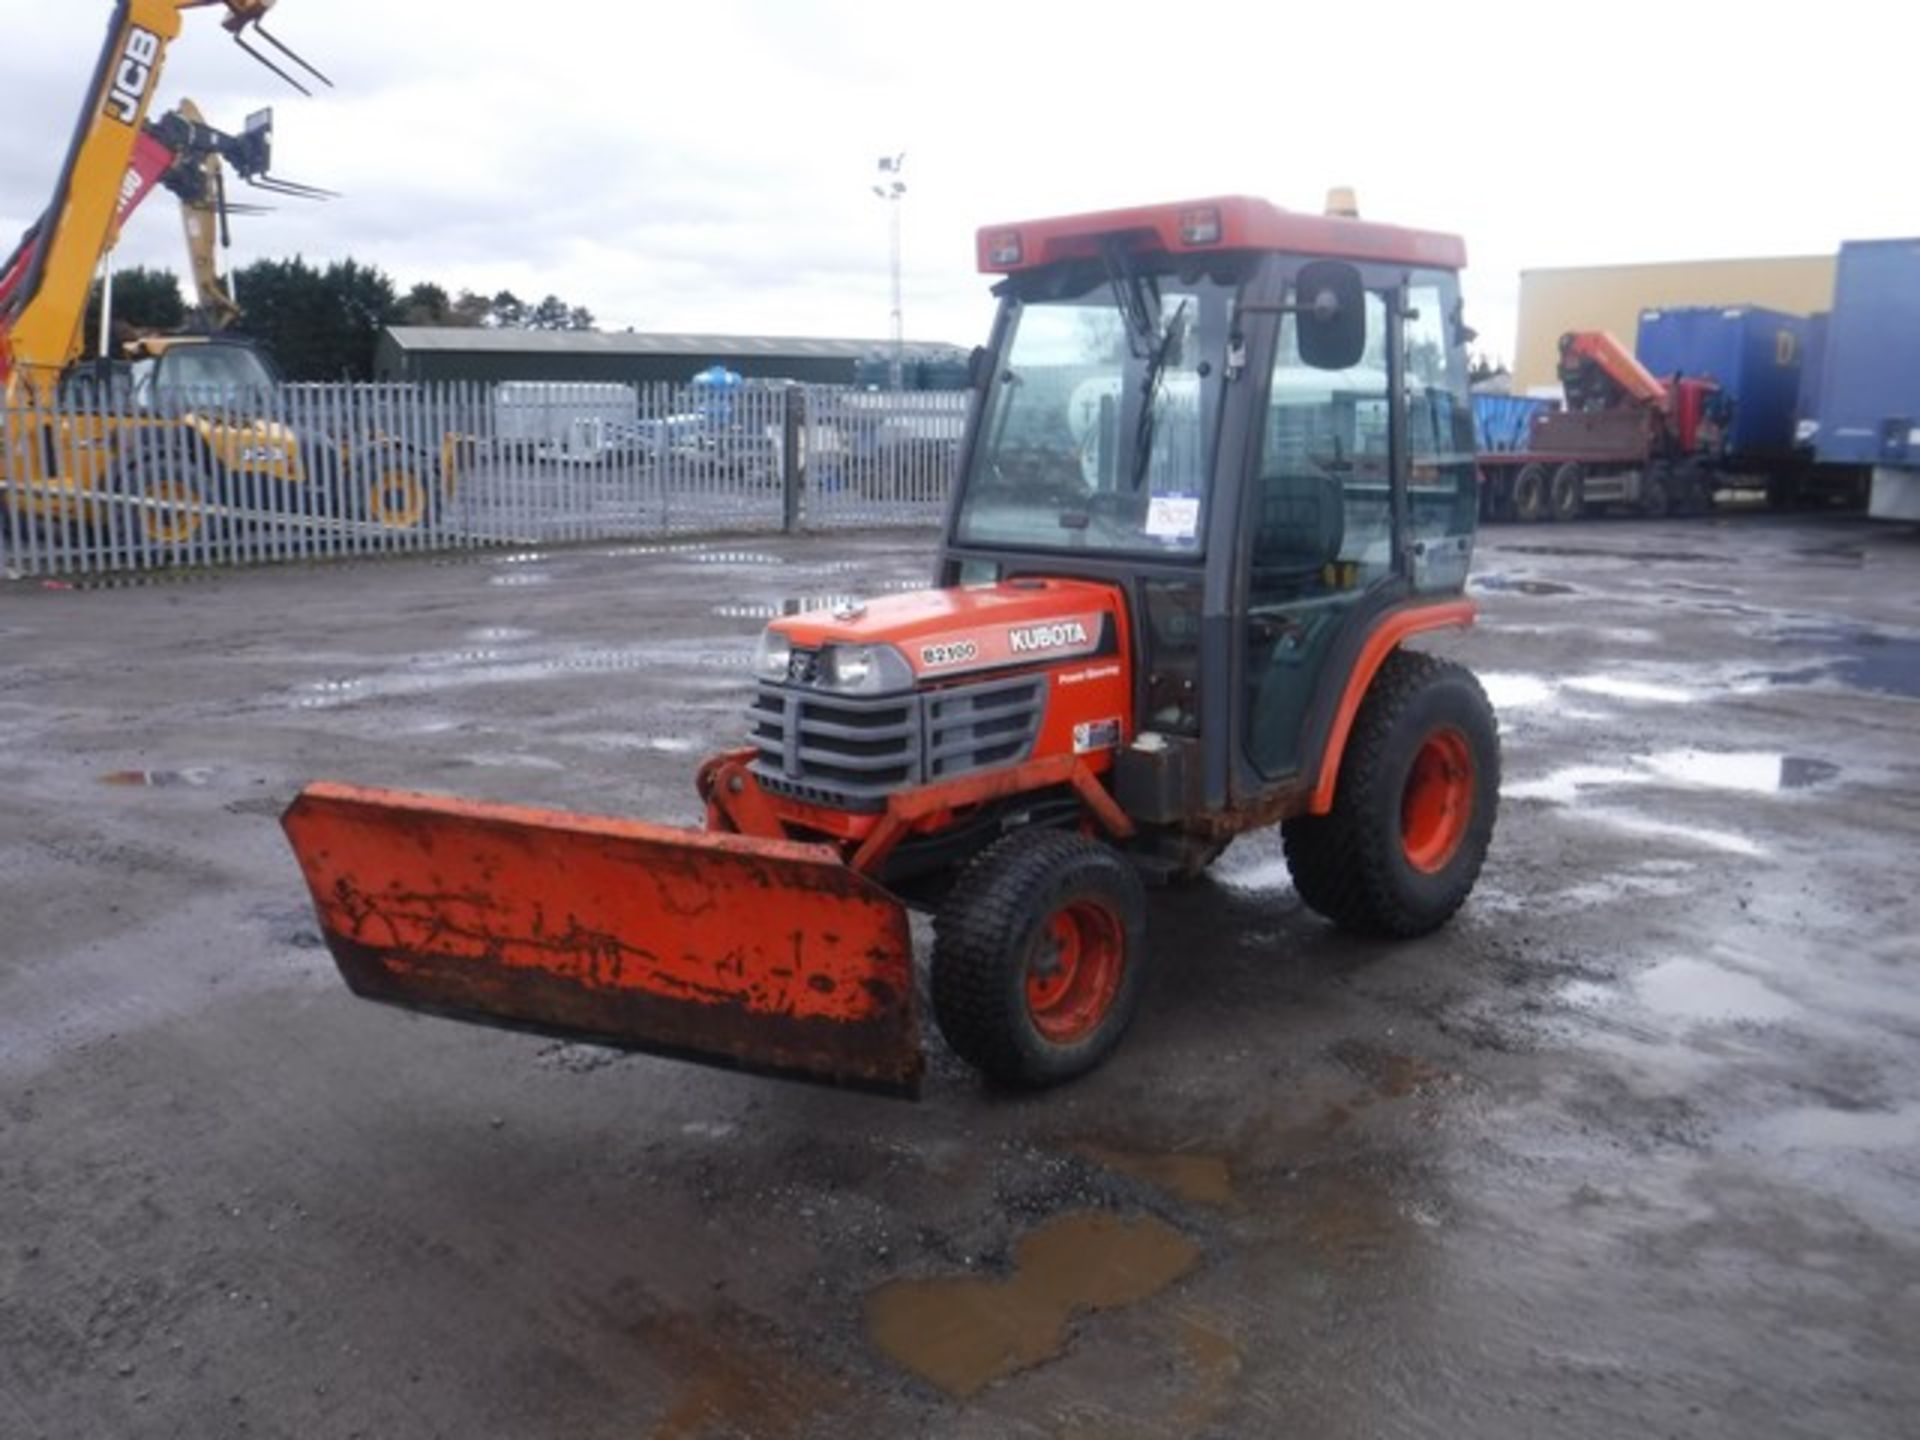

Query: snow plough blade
[[281, 782, 923, 1095]]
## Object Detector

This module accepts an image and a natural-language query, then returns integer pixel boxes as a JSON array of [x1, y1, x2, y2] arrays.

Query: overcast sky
[[2, 1, 1906, 362]]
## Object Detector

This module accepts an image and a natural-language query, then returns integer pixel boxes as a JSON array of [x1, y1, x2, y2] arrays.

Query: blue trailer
[[1635, 305, 1805, 462], [1794, 312, 1828, 448], [1471, 392, 1557, 453], [1814, 238, 1920, 520]]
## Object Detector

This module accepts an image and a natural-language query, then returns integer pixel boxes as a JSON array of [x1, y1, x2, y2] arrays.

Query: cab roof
[[976, 195, 1466, 275]]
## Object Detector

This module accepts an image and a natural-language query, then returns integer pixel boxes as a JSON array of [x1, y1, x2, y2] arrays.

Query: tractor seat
[[1250, 469, 1345, 594]]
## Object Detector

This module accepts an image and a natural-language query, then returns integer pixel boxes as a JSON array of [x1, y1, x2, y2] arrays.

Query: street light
[[872, 152, 907, 392]]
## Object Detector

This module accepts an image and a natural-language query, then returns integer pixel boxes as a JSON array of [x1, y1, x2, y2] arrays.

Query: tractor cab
[[944, 197, 1480, 829]]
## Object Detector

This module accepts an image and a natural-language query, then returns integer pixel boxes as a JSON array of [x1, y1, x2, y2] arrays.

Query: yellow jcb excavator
[[1, 2, 446, 551]]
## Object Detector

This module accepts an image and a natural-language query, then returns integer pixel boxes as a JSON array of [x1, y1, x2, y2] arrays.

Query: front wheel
[[1512, 463, 1550, 523], [931, 829, 1148, 1087], [1282, 650, 1500, 938], [110, 443, 227, 556]]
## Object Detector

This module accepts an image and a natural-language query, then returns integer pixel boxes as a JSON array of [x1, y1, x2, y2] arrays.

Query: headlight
[[753, 628, 793, 679], [819, 643, 913, 696]]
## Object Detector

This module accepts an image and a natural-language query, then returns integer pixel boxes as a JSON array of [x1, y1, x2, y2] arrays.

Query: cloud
[[2, 0, 1909, 354]]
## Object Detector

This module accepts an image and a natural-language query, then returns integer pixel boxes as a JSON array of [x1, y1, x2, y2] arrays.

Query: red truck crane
[[1477, 330, 1722, 522]]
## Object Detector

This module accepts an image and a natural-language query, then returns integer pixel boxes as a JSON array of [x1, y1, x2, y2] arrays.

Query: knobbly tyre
[[283, 195, 1501, 1097]]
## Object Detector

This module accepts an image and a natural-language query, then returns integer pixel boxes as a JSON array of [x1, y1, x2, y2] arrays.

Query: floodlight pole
[[873, 153, 907, 392]]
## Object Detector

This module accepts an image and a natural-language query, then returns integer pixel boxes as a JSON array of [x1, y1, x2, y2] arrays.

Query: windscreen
[[158, 344, 276, 405], [954, 261, 1239, 557]]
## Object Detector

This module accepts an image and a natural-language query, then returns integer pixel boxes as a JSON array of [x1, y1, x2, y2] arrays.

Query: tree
[[529, 294, 571, 330], [84, 265, 186, 347], [448, 290, 491, 327], [230, 255, 399, 380], [488, 290, 526, 328], [1468, 352, 1508, 386], [399, 282, 452, 326]]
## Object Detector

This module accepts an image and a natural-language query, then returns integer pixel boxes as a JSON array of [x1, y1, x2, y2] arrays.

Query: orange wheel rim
[[1025, 898, 1124, 1044], [370, 471, 427, 528], [145, 478, 201, 543], [1401, 727, 1474, 873]]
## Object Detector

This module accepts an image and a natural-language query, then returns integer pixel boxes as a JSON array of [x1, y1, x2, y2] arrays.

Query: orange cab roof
[[976, 195, 1466, 275]]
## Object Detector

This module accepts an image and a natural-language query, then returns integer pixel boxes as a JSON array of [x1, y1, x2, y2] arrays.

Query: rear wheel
[[347, 449, 439, 531], [1512, 463, 1550, 523], [1549, 462, 1585, 522], [1640, 463, 1671, 518], [931, 829, 1148, 1087], [1282, 650, 1499, 938]]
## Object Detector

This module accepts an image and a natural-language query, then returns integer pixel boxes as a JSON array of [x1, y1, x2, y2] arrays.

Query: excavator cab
[[284, 197, 1499, 1098]]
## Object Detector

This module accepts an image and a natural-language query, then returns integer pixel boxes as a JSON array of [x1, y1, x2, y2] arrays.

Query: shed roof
[[384, 327, 966, 360]]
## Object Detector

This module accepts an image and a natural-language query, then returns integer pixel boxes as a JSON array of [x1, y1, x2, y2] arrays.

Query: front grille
[[750, 669, 1046, 810]]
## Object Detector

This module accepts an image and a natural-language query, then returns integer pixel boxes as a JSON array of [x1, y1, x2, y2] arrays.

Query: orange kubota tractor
[[283, 196, 1500, 1096]]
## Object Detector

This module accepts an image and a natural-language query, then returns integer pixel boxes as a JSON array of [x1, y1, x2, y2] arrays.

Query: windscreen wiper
[[1129, 298, 1189, 490], [1101, 237, 1160, 360]]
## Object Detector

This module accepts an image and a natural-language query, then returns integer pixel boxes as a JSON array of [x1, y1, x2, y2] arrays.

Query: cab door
[[1238, 277, 1401, 781], [1233, 266, 1473, 785]]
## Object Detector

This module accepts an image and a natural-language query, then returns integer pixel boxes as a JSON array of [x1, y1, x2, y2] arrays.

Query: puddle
[[1563, 674, 1700, 704], [1331, 1040, 1457, 1099], [1583, 810, 1767, 858], [686, 551, 784, 566], [1470, 574, 1579, 596], [1505, 764, 1644, 804], [99, 767, 214, 788], [1558, 978, 1618, 1010], [599, 542, 706, 558], [1636, 956, 1798, 1024], [865, 1211, 1198, 1398], [294, 644, 681, 708], [712, 595, 859, 621], [1478, 672, 1556, 709], [639, 1309, 845, 1440], [457, 752, 567, 771], [1764, 626, 1920, 700], [1511, 750, 1840, 803], [1640, 749, 1839, 793], [1210, 853, 1291, 894], [1790, 544, 1867, 564], [1496, 543, 1716, 564], [1295, 1181, 1412, 1267], [1760, 1103, 1920, 1152], [1075, 1146, 1234, 1207]]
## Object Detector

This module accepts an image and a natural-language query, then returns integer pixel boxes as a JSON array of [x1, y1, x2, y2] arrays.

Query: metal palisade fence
[[0, 379, 968, 579]]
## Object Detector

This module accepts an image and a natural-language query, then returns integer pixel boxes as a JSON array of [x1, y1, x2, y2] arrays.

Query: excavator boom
[[0, 1, 326, 396]]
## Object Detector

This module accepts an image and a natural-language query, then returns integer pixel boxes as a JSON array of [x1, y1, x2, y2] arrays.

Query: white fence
[[0, 380, 968, 579]]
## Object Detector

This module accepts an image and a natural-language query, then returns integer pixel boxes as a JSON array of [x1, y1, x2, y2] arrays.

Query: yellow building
[[1513, 256, 1836, 392]]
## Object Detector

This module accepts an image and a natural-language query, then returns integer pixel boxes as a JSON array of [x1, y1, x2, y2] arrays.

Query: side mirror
[[1295, 261, 1366, 371], [967, 344, 993, 390]]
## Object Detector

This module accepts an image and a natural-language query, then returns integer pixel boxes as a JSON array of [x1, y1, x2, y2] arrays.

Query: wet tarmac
[[2, 513, 1918, 1437]]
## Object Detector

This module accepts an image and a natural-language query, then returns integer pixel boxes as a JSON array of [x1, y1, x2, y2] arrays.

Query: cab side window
[[1404, 277, 1476, 591], [1250, 292, 1394, 602]]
